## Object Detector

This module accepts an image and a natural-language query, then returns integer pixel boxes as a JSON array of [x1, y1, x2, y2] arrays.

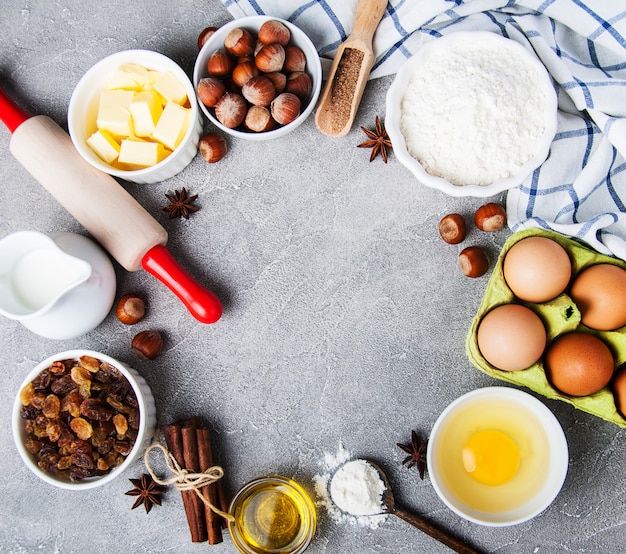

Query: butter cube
[[130, 91, 163, 137], [118, 138, 169, 168], [152, 101, 190, 150], [106, 63, 148, 91], [97, 89, 135, 137], [152, 71, 188, 106], [86, 129, 121, 163]]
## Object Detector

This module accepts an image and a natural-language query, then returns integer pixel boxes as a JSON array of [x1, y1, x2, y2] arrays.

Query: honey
[[229, 476, 316, 554]]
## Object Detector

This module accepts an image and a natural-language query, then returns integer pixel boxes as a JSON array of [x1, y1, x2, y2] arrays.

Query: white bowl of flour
[[386, 32, 557, 197]]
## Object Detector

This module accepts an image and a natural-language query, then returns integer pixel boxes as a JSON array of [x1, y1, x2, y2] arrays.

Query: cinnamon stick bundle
[[162, 417, 226, 544]]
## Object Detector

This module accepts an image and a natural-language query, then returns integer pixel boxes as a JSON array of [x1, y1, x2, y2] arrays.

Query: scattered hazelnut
[[131, 330, 163, 360], [197, 26, 217, 50], [242, 75, 276, 106], [265, 71, 287, 94], [199, 133, 227, 163], [224, 28, 255, 57], [206, 48, 234, 77], [459, 246, 489, 278], [244, 105, 275, 132], [285, 71, 312, 101], [270, 92, 301, 125], [255, 43, 285, 73], [115, 294, 145, 325], [438, 213, 466, 244], [197, 77, 227, 108], [474, 202, 507, 232], [283, 45, 306, 72], [214, 92, 247, 128], [231, 60, 260, 87], [258, 20, 291, 46]]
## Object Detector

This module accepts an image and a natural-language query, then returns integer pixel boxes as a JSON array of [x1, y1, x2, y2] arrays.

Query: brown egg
[[545, 332, 614, 396], [570, 263, 626, 331], [502, 237, 571, 303], [477, 304, 546, 371], [612, 366, 626, 418]]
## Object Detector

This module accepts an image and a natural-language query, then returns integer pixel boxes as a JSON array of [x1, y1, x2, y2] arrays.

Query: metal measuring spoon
[[331, 460, 481, 554]]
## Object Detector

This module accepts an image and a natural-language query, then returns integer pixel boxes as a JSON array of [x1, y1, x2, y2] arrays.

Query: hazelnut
[[197, 26, 218, 50], [270, 92, 300, 125], [197, 77, 226, 108], [242, 75, 276, 106], [206, 48, 234, 77], [438, 213, 466, 244], [244, 105, 275, 132], [232, 60, 260, 87], [116, 294, 145, 325], [474, 202, 507, 232], [214, 92, 247, 128], [459, 246, 489, 278], [258, 20, 291, 46], [255, 43, 285, 73], [285, 71, 312, 101], [131, 330, 163, 360], [224, 28, 255, 57], [283, 45, 306, 72], [265, 71, 287, 94], [199, 133, 227, 163]]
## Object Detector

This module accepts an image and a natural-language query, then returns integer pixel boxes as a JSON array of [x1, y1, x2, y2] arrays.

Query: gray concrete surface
[[0, 1, 624, 553]]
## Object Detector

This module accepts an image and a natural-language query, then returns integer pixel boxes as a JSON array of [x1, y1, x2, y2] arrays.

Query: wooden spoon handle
[[392, 508, 482, 554], [350, 0, 388, 45]]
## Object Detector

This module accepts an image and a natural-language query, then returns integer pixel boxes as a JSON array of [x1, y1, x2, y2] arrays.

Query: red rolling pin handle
[[142, 245, 223, 324], [0, 86, 31, 132]]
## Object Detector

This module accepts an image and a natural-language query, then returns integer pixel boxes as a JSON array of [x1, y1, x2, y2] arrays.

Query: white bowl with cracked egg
[[385, 32, 558, 198]]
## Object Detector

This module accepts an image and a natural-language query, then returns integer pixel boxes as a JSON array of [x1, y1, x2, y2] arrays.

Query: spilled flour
[[313, 444, 388, 529]]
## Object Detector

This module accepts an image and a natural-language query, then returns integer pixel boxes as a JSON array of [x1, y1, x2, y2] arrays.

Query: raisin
[[70, 417, 93, 440], [38, 452, 60, 472], [69, 467, 93, 481], [49, 361, 68, 375], [80, 398, 113, 421], [60, 390, 82, 417], [106, 397, 133, 415], [24, 438, 42, 455], [128, 409, 140, 430], [113, 440, 132, 456], [112, 414, 128, 437], [71, 365, 92, 386], [79, 355, 101, 373], [96, 438, 114, 455], [20, 404, 38, 420], [31, 392, 46, 410], [57, 455, 73, 470], [71, 452, 95, 470], [32, 369, 51, 390], [42, 394, 61, 419], [19, 382, 35, 406], [50, 374, 77, 395], [46, 421, 61, 442]]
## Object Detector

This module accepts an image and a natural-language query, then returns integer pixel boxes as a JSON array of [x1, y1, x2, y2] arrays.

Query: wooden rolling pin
[[0, 86, 222, 324], [314, 0, 387, 137]]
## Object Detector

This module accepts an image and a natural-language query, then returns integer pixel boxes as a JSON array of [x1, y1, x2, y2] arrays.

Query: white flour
[[313, 444, 388, 529], [400, 37, 548, 186]]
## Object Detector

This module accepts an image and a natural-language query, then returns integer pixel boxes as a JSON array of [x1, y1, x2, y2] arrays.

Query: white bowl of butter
[[385, 32, 558, 197], [68, 49, 203, 184], [427, 386, 568, 526]]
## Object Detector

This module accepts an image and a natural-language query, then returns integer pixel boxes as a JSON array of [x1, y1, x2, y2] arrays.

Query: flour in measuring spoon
[[400, 39, 548, 186]]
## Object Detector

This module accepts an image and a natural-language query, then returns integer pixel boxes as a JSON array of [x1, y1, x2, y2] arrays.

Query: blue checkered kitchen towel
[[221, 0, 626, 260]]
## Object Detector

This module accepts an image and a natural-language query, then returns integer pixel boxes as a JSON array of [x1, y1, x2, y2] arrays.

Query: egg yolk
[[461, 429, 520, 486]]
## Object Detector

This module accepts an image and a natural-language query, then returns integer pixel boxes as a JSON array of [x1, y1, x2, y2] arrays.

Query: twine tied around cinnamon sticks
[[144, 417, 232, 544], [144, 439, 233, 522]]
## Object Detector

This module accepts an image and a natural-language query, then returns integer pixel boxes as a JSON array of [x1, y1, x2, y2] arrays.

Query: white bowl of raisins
[[12, 350, 156, 489], [193, 16, 322, 140]]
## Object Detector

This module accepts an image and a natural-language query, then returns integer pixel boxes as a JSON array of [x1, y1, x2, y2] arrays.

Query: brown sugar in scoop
[[315, 0, 387, 137]]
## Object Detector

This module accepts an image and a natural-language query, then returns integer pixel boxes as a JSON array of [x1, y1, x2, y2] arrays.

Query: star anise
[[397, 430, 428, 480], [163, 187, 200, 219], [357, 116, 393, 163], [125, 473, 167, 513]]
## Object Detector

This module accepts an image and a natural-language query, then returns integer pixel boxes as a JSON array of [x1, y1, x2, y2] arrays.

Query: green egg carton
[[466, 227, 626, 428]]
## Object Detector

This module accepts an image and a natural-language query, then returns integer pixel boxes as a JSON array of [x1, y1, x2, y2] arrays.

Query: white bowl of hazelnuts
[[193, 16, 322, 140]]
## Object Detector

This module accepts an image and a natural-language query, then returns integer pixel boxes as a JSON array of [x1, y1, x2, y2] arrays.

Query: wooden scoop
[[314, 0, 388, 137], [334, 460, 482, 554]]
